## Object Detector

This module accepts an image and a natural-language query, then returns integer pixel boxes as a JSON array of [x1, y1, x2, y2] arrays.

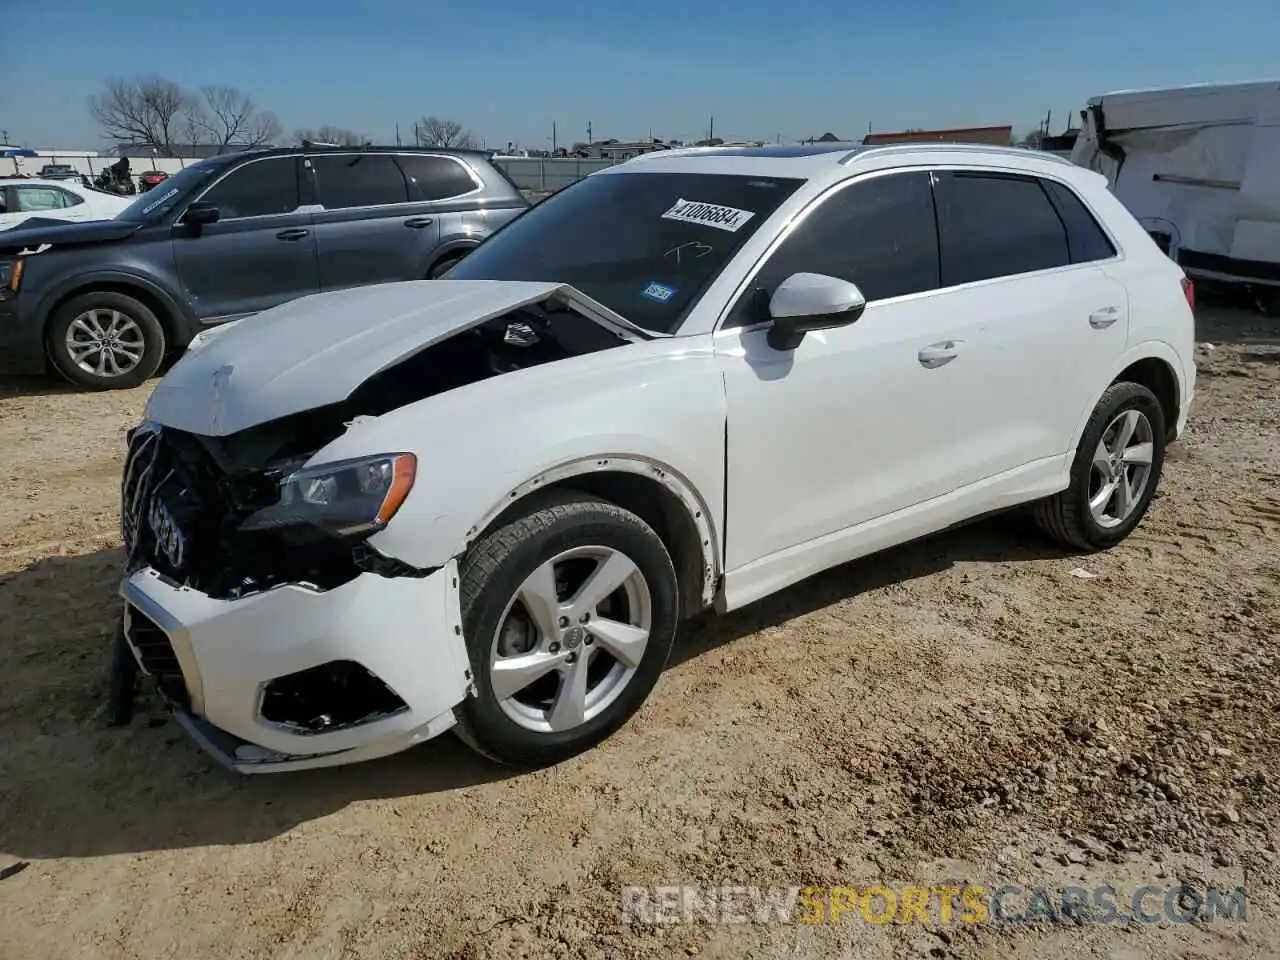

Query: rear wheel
[[427, 253, 467, 279], [454, 492, 680, 766], [1033, 381, 1166, 550], [46, 291, 166, 390]]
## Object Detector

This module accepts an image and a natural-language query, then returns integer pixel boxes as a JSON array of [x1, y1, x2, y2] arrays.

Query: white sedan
[[116, 142, 1196, 772], [0, 177, 132, 230]]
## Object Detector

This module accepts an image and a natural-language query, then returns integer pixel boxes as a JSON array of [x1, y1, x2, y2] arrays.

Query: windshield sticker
[[141, 186, 179, 215], [641, 281, 677, 304], [661, 198, 755, 233]]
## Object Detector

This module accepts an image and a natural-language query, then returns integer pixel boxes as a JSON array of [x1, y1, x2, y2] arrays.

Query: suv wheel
[[454, 492, 679, 766], [1034, 381, 1167, 550], [47, 291, 166, 390]]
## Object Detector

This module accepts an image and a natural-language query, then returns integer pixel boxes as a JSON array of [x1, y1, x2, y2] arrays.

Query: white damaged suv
[[117, 143, 1195, 772]]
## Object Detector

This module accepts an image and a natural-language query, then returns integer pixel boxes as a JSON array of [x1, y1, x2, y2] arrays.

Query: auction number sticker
[[661, 198, 755, 233]]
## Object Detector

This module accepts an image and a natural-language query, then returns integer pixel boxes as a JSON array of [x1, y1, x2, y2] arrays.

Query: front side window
[[199, 158, 300, 219], [935, 173, 1070, 285], [445, 171, 805, 334], [396, 155, 478, 201], [14, 186, 68, 212], [312, 154, 410, 209], [728, 171, 940, 327], [115, 161, 220, 222]]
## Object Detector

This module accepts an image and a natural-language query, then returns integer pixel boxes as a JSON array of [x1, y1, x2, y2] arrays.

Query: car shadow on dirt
[[670, 510, 1070, 668], [0, 511, 1072, 860]]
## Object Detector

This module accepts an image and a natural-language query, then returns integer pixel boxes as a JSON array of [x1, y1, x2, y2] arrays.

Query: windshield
[[445, 171, 805, 333], [113, 162, 219, 222]]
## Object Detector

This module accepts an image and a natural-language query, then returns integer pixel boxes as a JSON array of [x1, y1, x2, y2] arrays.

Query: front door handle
[[918, 340, 962, 369], [276, 228, 310, 241], [404, 217, 435, 229], [1089, 306, 1122, 328]]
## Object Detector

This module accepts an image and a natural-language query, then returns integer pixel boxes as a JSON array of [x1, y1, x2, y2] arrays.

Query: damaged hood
[[146, 279, 646, 437]]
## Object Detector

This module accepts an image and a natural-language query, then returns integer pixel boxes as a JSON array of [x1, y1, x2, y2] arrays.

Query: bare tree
[[414, 116, 477, 149], [89, 76, 191, 156], [290, 125, 366, 147], [185, 86, 281, 153]]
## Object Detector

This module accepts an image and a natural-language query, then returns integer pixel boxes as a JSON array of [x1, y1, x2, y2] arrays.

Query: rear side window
[[732, 171, 939, 323], [1041, 179, 1116, 263], [200, 158, 300, 219], [312, 155, 409, 209], [935, 173, 1069, 285], [14, 186, 70, 212], [395, 155, 479, 201]]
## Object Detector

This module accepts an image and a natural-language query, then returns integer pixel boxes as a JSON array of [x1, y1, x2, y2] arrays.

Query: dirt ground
[[1, 299, 1277, 960]]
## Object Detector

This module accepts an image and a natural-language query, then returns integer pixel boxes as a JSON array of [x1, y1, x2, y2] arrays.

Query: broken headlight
[[240, 452, 417, 538]]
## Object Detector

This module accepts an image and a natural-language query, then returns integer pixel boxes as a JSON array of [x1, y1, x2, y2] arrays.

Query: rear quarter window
[[395, 155, 480, 201], [1041, 179, 1117, 263]]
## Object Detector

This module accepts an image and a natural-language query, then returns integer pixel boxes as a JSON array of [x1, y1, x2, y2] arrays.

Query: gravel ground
[[0, 299, 1277, 959]]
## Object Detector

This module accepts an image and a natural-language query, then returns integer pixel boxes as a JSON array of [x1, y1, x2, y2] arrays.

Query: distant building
[[861, 125, 1013, 147], [569, 139, 672, 161], [108, 142, 275, 159]]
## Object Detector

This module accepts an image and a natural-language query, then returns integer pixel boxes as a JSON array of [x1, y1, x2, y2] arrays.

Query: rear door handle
[[404, 217, 435, 229], [918, 340, 962, 369], [276, 228, 310, 241], [1089, 306, 1122, 328]]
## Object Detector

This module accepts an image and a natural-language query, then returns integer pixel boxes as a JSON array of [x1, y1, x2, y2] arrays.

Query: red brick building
[[861, 125, 1013, 146]]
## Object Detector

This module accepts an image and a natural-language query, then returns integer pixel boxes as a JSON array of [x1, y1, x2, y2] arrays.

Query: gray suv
[[0, 146, 528, 389]]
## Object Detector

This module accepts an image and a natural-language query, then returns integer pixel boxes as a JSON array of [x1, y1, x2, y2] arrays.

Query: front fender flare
[[459, 455, 722, 609]]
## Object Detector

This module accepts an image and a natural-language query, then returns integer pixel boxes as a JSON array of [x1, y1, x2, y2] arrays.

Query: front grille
[[126, 604, 189, 708], [120, 425, 363, 599]]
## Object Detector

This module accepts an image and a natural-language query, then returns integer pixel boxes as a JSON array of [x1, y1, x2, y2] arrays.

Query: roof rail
[[845, 142, 1075, 166]]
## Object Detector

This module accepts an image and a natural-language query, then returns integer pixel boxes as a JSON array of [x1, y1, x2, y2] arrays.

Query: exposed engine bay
[[122, 302, 628, 601]]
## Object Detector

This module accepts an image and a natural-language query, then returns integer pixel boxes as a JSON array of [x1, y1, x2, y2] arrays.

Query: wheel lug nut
[[565, 653, 577, 664], [549, 642, 560, 653], [584, 636, 593, 646], [557, 616, 569, 628], [579, 613, 590, 623]]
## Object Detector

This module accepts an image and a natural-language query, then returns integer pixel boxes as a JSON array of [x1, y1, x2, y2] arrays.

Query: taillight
[[1181, 276, 1195, 312]]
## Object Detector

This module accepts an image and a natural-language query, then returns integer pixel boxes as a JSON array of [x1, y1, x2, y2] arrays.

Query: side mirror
[[182, 201, 220, 226], [766, 272, 867, 351]]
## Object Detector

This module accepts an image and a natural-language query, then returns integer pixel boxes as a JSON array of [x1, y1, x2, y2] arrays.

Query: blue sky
[[2, 0, 1277, 150]]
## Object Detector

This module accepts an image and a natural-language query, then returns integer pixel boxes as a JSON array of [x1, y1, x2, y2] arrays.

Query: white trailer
[[1071, 79, 1280, 311]]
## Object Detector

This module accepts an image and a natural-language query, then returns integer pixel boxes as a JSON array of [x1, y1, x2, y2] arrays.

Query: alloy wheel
[[1089, 408, 1155, 528], [489, 545, 652, 733], [65, 309, 146, 378]]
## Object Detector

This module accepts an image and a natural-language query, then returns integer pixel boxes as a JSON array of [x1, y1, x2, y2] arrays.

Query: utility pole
[[552, 120, 557, 153], [395, 122, 401, 147], [709, 116, 714, 142], [587, 121, 593, 145]]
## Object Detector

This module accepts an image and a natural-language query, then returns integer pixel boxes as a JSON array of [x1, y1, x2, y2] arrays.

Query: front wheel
[[454, 492, 680, 766], [1033, 381, 1167, 550], [46, 291, 166, 389]]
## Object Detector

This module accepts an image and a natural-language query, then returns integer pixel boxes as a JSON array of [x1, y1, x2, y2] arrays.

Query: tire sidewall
[[47, 292, 166, 390], [459, 507, 679, 763], [1069, 383, 1167, 546]]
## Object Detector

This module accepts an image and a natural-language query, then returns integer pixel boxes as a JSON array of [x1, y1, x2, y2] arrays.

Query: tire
[[1033, 381, 1167, 551], [454, 491, 680, 766], [106, 622, 138, 727], [46, 291, 166, 390], [427, 253, 466, 279]]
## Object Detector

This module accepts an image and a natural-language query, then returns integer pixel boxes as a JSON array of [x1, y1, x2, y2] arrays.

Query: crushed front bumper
[[119, 560, 474, 773]]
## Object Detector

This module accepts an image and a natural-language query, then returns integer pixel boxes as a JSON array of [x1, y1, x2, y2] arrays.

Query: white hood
[[146, 280, 645, 437]]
